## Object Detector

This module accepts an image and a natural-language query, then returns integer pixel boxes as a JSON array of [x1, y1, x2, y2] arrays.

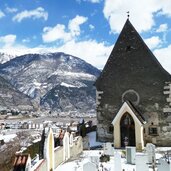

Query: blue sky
[[0, 0, 171, 73]]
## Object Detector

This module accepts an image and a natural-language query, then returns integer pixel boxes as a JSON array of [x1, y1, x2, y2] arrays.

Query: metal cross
[[127, 11, 130, 19]]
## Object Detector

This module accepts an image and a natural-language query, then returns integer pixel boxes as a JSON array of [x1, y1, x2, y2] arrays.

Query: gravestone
[[70, 132, 73, 146], [158, 158, 171, 171], [63, 132, 70, 161], [146, 143, 156, 163], [90, 156, 99, 165], [126, 146, 136, 164], [83, 160, 97, 171], [136, 153, 149, 171], [83, 135, 90, 150], [103, 142, 114, 156], [114, 151, 122, 171]]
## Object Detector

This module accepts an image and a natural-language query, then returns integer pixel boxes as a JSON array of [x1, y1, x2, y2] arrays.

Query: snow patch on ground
[[0, 134, 17, 143]]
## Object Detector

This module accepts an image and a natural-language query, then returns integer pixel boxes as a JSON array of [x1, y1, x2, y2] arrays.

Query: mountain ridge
[[0, 52, 100, 113]]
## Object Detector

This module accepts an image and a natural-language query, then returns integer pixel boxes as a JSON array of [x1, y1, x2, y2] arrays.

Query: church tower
[[95, 18, 171, 148]]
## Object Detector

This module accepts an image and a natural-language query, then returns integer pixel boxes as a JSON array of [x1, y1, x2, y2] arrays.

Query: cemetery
[[11, 123, 171, 171], [56, 142, 171, 171]]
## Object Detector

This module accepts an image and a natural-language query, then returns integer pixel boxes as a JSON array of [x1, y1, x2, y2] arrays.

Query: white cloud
[[12, 7, 48, 22], [42, 15, 88, 43], [6, 7, 18, 13], [0, 10, 5, 18], [156, 24, 168, 32], [144, 36, 162, 50], [42, 24, 71, 43], [53, 40, 113, 69], [68, 15, 88, 37], [154, 45, 171, 73], [0, 34, 16, 48], [103, 0, 171, 33]]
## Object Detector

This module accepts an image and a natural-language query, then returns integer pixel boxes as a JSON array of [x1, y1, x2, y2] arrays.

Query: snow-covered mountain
[[0, 52, 100, 112], [0, 52, 15, 64], [0, 75, 35, 111]]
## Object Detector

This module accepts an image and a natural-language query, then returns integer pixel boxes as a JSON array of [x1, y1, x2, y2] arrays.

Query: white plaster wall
[[32, 159, 47, 171], [33, 135, 83, 171], [54, 146, 64, 168], [54, 136, 83, 169]]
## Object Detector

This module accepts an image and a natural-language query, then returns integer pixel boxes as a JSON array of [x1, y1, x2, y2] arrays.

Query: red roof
[[13, 154, 30, 171]]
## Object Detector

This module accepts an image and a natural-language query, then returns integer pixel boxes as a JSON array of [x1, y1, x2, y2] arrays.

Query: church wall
[[96, 80, 171, 146]]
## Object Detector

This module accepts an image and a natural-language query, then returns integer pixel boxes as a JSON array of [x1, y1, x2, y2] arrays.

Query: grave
[[146, 143, 156, 163], [83, 160, 97, 171], [103, 142, 114, 156], [136, 153, 149, 171], [114, 151, 122, 171], [63, 132, 70, 161], [126, 146, 136, 164], [70, 133, 73, 146], [83, 135, 90, 150], [158, 157, 171, 171], [89, 156, 99, 165]]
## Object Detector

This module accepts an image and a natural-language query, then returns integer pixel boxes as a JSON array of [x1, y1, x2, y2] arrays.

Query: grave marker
[[63, 132, 70, 161], [126, 146, 136, 164], [114, 151, 122, 171], [83, 160, 97, 171], [146, 143, 156, 163], [103, 142, 114, 156], [136, 153, 149, 171]]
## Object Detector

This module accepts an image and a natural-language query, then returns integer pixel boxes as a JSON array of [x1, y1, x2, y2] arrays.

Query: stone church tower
[[95, 18, 171, 149]]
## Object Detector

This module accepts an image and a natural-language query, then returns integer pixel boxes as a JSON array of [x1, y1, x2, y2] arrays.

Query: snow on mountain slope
[[0, 52, 100, 112], [0, 52, 15, 64]]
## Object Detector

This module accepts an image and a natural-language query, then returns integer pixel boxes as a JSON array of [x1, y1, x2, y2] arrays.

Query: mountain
[[0, 52, 15, 64], [0, 76, 34, 112], [0, 52, 100, 112]]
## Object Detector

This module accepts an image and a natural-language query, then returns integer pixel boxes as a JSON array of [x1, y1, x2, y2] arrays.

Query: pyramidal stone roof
[[95, 19, 171, 113], [95, 19, 171, 88]]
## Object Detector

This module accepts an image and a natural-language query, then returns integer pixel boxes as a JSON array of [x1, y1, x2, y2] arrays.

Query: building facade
[[95, 19, 171, 149]]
